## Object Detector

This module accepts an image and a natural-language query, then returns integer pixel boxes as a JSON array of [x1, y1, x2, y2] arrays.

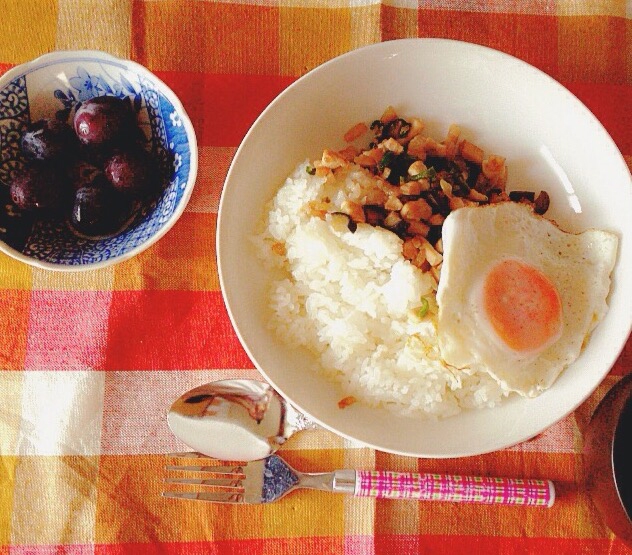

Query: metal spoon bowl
[[167, 379, 316, 461]]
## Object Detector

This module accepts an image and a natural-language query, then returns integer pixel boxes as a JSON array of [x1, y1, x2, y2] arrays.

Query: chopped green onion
[[306, 165, 316, 175], [417, 297, 429, 318], [409, 167, 436, 181], [379, 151, 394, 169]]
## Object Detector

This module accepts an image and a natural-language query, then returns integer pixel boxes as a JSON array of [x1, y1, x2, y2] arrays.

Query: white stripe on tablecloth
[[3, 369, 587, 456]]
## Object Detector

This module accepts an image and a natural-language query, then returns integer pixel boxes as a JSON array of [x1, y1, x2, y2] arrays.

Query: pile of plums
[[9, 95, 164, 237]]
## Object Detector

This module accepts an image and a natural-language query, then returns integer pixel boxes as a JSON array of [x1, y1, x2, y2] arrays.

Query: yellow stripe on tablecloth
[[0, 455, 17, 544], [10, 455, 99, 545], [262, 448, 346, 540], [0, 1, 58, 63], [112, 212, 219, 291], [349, 3, 381, 49], [343, 447, 376, 548], [382, 3, 419, 40], [557, 15, 628, 83], [0, 372, 24, 455], [405, 449, 585, 538], [279, 6, 355, 75], [89, 452, 600, 544], [187, 146, 237, 215], [555, 0, 628, 16], [55, 0, 132, 57], [0, 449, 607, 547], [96, 453, 266, 543], [0, 258, 32, 290], [133, 1, 281, 74], [31, 266, 115, 291], [278, 0, 379, 6]]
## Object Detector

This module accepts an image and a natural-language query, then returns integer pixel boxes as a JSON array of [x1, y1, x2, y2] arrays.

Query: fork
[[163, 452, 555, 507]]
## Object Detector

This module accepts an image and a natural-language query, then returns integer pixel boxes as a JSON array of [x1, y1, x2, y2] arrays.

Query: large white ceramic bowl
[[218, 39, 632, 458]]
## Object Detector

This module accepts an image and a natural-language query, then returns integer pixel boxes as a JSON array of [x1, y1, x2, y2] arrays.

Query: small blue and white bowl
[[0, 50, 197, 270]]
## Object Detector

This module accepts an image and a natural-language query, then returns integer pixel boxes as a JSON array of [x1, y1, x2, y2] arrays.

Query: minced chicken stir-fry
[[307, 106, 550, 284]]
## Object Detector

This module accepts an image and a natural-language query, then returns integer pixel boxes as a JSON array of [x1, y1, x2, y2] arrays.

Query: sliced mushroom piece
[[534, 191, 550, 214], [328, 212, 358, 233], [508, 190, 536, 203], [363, 204, 387, 226]]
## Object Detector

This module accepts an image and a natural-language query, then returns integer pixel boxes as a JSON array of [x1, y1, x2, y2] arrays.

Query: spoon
[[167, 379, 317, 461]]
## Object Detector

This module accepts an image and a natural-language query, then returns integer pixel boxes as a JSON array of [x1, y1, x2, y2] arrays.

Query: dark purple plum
[[67, 160, 109, 191], [73, 96, 136, 147], [8, 93, 165, 240], [10, 165, 68, 212], [20, 118, 78, 161], [70, 185, 133, 237], [103, 149, 157, 198]]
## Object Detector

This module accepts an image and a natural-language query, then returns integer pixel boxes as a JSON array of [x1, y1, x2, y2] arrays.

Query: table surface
[[1, 1, 631, 553]]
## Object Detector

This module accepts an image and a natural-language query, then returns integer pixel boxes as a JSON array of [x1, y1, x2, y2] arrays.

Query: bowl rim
[[0, 49, 198, 271], [217, 37, 632, 458]]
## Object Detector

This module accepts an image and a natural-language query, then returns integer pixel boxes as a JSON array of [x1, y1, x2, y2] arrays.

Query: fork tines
[[163, 452, 247, 503], [162, 490, 246, 503]]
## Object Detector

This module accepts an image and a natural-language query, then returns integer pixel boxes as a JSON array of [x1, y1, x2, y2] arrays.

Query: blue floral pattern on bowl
[[0, 51, 196, 269]]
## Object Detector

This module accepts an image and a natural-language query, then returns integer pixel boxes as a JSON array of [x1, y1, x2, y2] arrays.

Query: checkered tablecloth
[[1, 1, 631, 553]]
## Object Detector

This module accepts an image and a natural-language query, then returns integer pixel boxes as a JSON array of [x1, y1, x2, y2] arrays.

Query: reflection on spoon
[[167, 379, 317, 461]]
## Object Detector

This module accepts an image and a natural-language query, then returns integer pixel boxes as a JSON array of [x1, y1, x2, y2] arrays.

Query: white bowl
[[0, 50, 197, 270], [218, 38, 632, 458]]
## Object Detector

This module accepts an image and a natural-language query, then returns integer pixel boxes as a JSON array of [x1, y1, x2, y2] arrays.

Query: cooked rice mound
[[255, 161, 509, 419]]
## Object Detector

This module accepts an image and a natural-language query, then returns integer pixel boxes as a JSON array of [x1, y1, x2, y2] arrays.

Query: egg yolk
[[482, 259, 562, 352]]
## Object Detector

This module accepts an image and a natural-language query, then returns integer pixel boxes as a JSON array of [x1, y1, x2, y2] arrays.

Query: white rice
[[255, 160, 509, 419]]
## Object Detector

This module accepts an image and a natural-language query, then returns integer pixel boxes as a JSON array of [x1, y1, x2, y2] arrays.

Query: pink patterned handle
[[355, 470, 554, 507]]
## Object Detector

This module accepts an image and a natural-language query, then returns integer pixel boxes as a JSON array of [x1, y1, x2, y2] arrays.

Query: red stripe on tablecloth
[[104, 290, 253, 370], [417, 11, 560, 78], [154, 72, 295, 148], [154, 72, 631, 159], [375, 535, 630, 554], [93, 537, 343, 554], [17, 536, 631, 554], [611, 339, 632, 376], [24, 290, 112, 371], [565, 83, 632, 156]]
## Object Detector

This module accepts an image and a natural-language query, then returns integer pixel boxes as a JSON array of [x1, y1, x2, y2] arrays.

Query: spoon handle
[[353, 470, 555, 507], [285, 404, 320, 432]]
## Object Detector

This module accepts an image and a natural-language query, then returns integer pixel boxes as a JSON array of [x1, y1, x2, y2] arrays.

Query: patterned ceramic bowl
[[0, 50, 197, 270]]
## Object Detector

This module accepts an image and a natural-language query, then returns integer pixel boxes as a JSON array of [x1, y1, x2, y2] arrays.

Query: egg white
[[436, 202, 618, 397]]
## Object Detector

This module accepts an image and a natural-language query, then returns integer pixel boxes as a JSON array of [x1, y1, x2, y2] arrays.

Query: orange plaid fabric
[[0, 1, 631, 553]]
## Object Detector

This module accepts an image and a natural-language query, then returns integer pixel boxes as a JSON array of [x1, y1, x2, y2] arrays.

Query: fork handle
[[352, 470, 554, 507]]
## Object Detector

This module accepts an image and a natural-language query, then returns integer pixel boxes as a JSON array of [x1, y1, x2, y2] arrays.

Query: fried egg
[[436, 202, 618, 397]]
